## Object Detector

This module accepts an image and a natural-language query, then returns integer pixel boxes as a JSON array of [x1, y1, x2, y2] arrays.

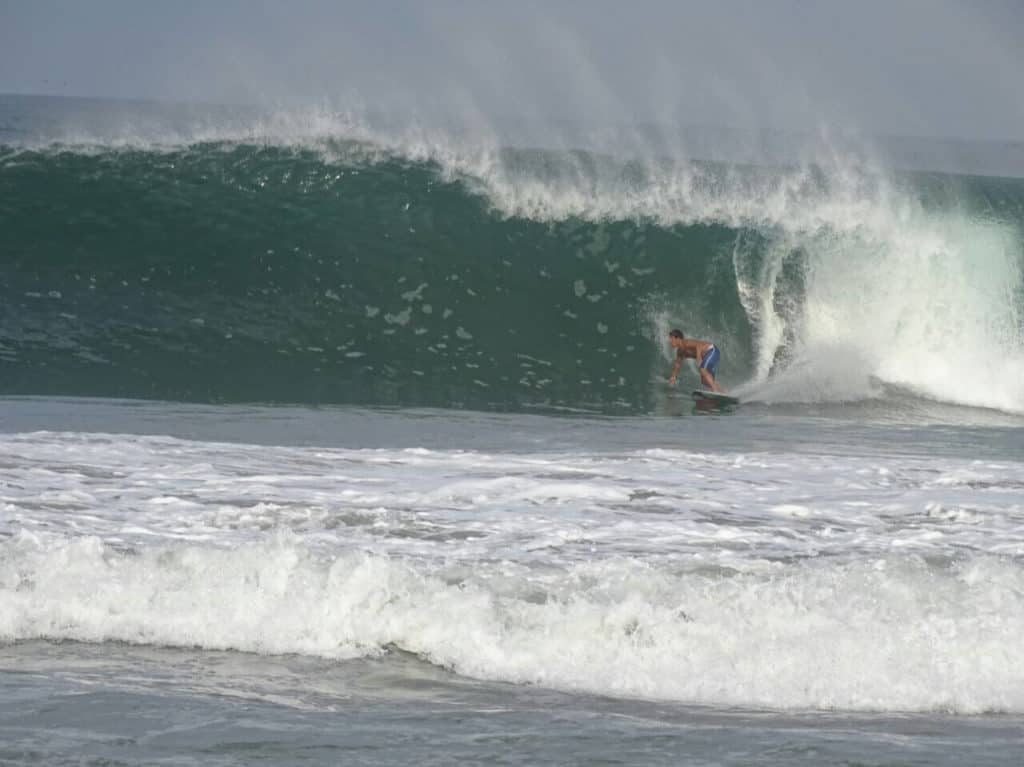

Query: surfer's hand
[[668, 376, 676, 386]]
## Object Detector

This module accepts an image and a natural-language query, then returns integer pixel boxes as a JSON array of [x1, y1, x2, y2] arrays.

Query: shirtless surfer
[[667, 329, 724, 393]]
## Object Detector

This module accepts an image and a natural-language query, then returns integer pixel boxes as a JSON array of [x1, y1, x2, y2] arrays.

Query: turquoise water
[[2, 95, 1022, 413]]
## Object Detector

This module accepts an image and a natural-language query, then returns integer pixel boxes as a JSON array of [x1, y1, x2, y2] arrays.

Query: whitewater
[[4, 413, 1024, 713], [2, 96, 1024, 766]]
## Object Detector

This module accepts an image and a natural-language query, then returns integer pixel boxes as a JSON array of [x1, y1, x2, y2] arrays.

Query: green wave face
[[0, 145, 756, 411], [2, 134, 1023, 414]]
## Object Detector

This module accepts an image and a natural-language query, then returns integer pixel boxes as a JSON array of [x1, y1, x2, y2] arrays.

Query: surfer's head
[[669, 329, 685, 348]]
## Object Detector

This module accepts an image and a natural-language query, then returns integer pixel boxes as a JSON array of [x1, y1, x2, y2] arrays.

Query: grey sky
[[2, 0, 1023, 142]]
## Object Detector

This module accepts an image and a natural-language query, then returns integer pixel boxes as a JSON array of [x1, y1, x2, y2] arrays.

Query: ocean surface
[[1, 94, 1023, 765]]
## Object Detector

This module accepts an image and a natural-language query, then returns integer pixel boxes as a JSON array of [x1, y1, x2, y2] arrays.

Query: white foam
[[2, 430, 1024, 712], [3, 432, 1022, 560], [3, 533, 1024, 714], [768, 214, 1024, 412]]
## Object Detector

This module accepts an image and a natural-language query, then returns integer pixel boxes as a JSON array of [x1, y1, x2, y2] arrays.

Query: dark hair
[[669, 329, 684, 339]]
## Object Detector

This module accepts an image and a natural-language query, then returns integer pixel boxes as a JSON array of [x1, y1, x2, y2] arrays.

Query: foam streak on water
[[2, 428, 1023, 714]]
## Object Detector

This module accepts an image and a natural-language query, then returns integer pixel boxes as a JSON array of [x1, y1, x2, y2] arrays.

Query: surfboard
[[691, 390, 740, 407]]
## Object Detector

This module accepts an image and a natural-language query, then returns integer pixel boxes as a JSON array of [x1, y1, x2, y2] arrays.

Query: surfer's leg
[[700, 368, 723, 392], [699, 346, 723, 392]]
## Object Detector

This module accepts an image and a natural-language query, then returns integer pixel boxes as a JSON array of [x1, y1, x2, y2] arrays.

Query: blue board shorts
[[699, 345, 720, 377]]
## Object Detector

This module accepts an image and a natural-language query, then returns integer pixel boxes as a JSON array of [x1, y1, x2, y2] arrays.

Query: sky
[[2, 0, 1023, 143]]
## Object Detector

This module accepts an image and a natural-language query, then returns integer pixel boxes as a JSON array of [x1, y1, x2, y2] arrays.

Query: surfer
[[667, 329, 724, 392]]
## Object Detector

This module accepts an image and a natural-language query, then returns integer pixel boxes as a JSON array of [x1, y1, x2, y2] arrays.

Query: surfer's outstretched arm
[[668, 354, 683, 385]]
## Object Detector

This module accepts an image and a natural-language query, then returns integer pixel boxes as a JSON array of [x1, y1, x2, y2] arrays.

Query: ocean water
[[1, 95, 1023, 765]]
